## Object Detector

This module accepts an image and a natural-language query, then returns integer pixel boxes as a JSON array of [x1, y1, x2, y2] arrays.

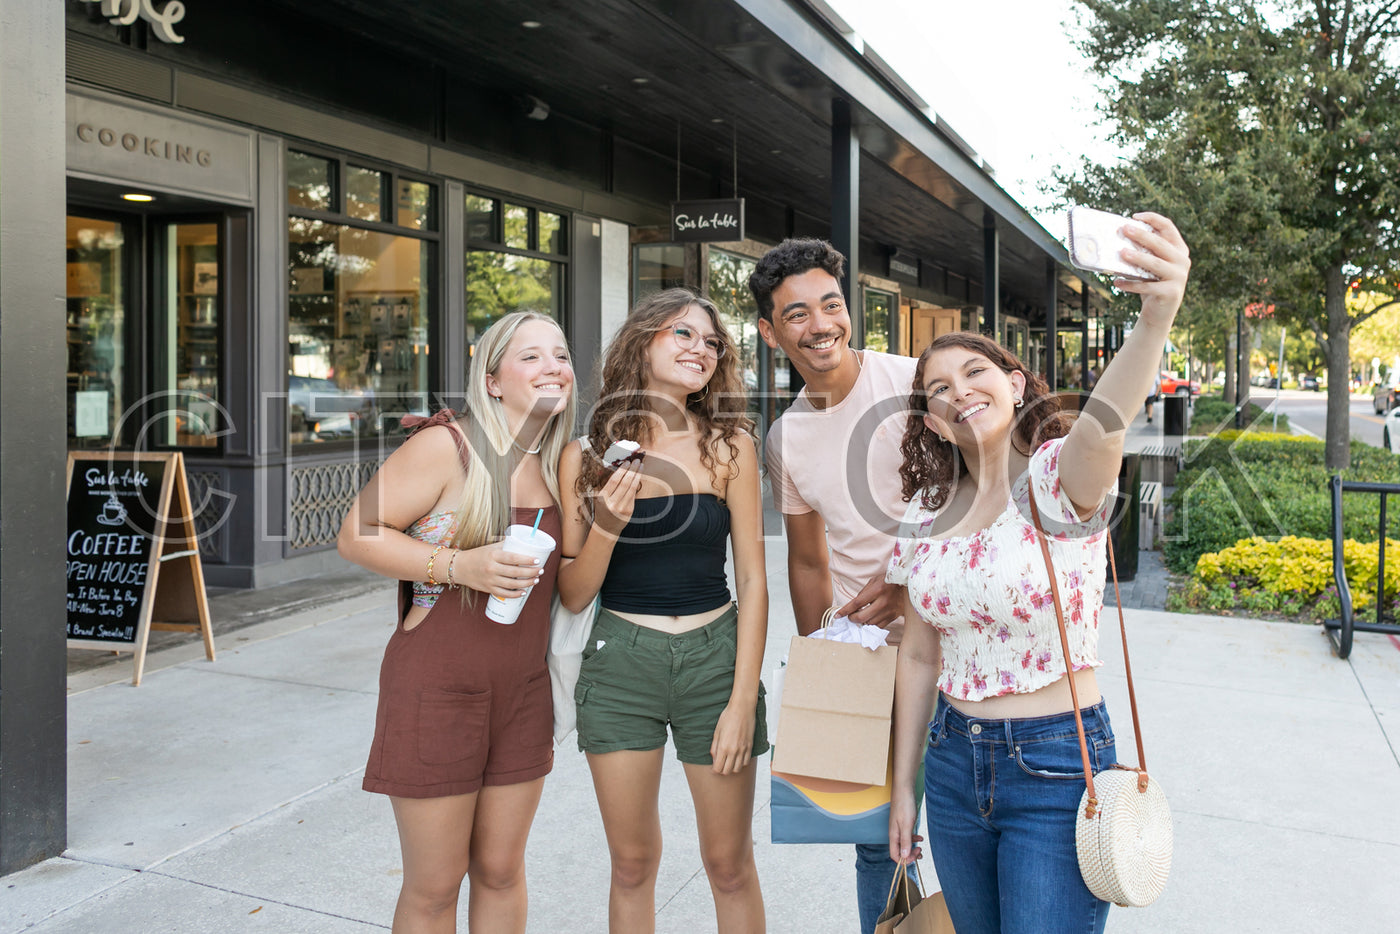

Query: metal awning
[[270, 0, 1105, 315]]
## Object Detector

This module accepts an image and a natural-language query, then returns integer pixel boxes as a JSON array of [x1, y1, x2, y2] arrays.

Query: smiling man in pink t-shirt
[[751, 238, 918, 934]]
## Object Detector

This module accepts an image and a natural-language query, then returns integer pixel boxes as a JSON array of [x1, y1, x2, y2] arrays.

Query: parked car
[[1300, 374, 1320, 391], [288, 375, 371, 438], [1158, 371, 1201, 396], [1374, 377, 1399, 414], [1385, 406, 1400, 453]]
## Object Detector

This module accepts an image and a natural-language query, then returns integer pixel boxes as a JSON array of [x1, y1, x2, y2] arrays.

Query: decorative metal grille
[[287, 458, 383, 551], [186, 469, 229, 564]]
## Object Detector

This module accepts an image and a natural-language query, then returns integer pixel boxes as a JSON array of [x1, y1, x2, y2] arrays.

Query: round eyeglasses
[[669, 323, 727, 358]]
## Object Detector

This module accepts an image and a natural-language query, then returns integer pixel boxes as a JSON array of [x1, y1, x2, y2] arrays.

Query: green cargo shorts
[[574, 604, 769, 765]]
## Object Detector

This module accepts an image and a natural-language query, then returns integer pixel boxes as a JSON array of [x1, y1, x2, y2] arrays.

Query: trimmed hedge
[[1162, 432, 1400, 573], [1171, 535, 1400, 623], [1189, 395, 1289, 435]]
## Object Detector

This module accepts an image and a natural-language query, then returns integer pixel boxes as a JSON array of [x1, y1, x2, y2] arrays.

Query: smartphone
[[1067, 207, 1158, 281]]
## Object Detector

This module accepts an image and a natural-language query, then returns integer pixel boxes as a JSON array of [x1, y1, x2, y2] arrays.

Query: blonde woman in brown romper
[[338, 312, 576, 933]]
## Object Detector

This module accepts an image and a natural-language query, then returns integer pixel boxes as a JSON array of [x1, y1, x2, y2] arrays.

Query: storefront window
[[465, 252, 563, 351], [162, 221, 221, 447], [864, 288, 893, 354], [1059, 331, 1085, 389], [465, 194, 496, 240], [346, 166, 383, 222], [503, 204, 530, 251], [288, 151, 335, 211], [539, 212, 562, 254], [709, 248, 795, 429], [463, 192, 569, 357], [397, 180, 434, 231], [633, 243, 685, 298], [288, 219, 433, 443], [287, 149, 439, 446], [66, 216, 128, 448]]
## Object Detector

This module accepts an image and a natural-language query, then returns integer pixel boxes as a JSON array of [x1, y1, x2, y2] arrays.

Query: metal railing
[[1324, 476, 1400, 659]]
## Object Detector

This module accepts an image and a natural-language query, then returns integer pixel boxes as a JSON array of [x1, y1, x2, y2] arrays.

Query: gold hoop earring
[[690, 384, 710, 403]]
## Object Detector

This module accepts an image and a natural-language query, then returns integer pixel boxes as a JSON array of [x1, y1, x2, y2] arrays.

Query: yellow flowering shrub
[[1194, 536, 1400, 606]]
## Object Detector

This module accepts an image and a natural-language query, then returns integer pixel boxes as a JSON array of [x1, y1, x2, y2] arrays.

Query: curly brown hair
[[576, 288, 754, 502], [899, 332, 1071, 510]]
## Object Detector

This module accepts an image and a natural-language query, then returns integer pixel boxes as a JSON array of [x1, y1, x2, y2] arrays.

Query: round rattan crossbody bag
[[1028, 485, 1173, 908]]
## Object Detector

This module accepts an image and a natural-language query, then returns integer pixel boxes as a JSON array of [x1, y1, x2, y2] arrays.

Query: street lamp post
[[1235, 305, 1246, 429]]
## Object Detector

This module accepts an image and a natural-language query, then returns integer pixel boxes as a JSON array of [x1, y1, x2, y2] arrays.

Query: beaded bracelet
[[426, 544, 447, 587], [445, 549, 460, 587]]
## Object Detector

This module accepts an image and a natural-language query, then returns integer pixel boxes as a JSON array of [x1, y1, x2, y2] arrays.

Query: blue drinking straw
[[529, 507, 544, 538]]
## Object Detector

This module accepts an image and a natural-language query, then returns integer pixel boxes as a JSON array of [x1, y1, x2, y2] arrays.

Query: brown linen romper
[[362, 412, 559, 798]]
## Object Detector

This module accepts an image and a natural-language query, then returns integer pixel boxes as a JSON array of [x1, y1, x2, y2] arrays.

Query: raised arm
[[1060, 212, 1191, 515], [555, 440, 643, 613]]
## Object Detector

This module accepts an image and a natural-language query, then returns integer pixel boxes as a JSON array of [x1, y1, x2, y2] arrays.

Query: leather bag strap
[[1027, 482, 1150, 819]]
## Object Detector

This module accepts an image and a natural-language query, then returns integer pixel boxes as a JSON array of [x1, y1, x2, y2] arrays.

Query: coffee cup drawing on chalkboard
[[96, 493, 128, 526]]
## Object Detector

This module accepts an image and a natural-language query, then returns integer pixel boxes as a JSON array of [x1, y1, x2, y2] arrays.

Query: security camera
[[521, 95, 550, 121]]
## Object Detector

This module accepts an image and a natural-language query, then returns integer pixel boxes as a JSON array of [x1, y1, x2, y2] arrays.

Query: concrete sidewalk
[[6, 532, 1399, 933]]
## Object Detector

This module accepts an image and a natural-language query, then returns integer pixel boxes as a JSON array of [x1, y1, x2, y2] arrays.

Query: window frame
[[461, 187, 572, 348], [284, 145, 443, 452]]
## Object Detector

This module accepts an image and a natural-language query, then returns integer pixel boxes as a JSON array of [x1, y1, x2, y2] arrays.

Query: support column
[[0, 0, 66, 873], [983, 210, 999, 340], [1045, 259, 1059, 393], [831, 98, 861, 347], [1081, 287, 1091, 390]]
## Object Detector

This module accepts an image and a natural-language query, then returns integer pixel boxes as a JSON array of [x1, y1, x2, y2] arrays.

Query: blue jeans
[[924, 700, 1117, 934]]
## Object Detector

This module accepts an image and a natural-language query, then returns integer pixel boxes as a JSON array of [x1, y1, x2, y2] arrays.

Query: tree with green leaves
[[1060, 0, 1400, 468]]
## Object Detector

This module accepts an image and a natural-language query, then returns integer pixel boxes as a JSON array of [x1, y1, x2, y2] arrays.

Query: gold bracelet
[[445, 549, 460, 587], [426, 544, 447, 586]]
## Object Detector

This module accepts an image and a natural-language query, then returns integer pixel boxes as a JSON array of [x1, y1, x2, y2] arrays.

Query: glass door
[[159, 220, 222, 447], [66, 215, 131, 449]]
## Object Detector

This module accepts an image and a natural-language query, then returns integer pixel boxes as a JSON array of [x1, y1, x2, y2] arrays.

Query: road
[[1243, 387, 1387, 448]]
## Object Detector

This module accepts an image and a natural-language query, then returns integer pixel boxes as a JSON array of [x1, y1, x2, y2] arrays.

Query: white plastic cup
[[484, 524, 556, 624]]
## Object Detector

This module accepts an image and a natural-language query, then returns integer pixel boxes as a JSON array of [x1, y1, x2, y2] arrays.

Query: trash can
[[1163, 394, 1187, 437], [1107, 453, 1141, 582]]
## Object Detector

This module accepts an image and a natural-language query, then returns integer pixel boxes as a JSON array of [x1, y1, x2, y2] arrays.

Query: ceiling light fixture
[[121, 193, 155, 202], [631, 77, 650, 85], [521, 20, 541, 29]]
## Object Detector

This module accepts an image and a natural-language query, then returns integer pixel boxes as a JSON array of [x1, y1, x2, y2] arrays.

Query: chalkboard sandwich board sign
[[66, 452, 214, 685]]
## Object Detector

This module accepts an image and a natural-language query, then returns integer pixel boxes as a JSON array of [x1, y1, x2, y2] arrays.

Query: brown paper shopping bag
[[770, 634, 897, 786], [876, 867, 956, 934]]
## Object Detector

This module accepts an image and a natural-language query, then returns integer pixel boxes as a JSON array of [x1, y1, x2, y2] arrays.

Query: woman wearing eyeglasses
[[557, 288, 768, 933]]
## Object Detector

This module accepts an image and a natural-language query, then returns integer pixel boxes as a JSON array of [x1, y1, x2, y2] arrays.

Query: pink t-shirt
[[886, 437, 1116, 702], [765, 351, 918, 606]]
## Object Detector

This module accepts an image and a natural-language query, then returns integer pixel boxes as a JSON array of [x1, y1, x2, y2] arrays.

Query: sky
[[824, 0, 1123, 238]]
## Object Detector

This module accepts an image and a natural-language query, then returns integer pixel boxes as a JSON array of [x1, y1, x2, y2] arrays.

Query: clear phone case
[[1067, 207, 1158, 281]]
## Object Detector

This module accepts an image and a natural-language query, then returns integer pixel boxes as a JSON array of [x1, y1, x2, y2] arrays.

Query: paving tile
[[0, 859, 131, 934], [66, 667, 376, 871], [22, 872, 385, 934]]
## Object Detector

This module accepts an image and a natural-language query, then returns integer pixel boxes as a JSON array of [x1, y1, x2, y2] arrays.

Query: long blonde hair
[[450, 312, 576, 551]]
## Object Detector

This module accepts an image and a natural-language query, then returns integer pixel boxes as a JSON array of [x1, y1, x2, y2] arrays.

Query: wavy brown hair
[[576, 288, 754, 502], [899, 332, 1071, 510]]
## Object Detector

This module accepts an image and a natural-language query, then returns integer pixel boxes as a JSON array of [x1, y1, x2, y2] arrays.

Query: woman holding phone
[[338, 311, 576, 933], [886, 213, 1189, 934], [557, 288, 768, 933]]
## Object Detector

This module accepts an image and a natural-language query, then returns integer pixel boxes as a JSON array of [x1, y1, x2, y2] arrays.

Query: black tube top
[[600, 493, 732, 614]]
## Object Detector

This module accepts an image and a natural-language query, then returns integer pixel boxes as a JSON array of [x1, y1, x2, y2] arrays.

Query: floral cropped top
[[886, 437, 1117, 702]]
